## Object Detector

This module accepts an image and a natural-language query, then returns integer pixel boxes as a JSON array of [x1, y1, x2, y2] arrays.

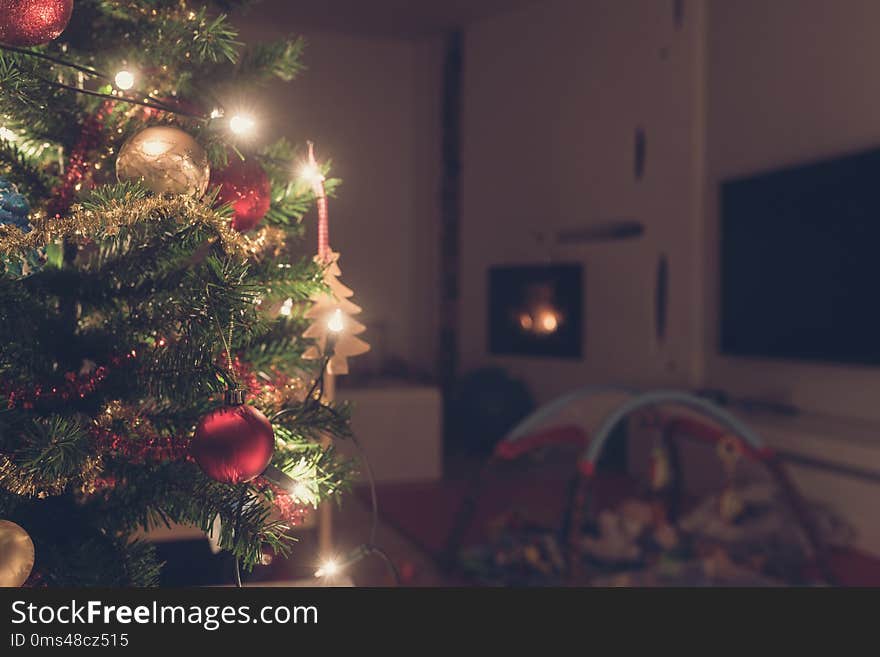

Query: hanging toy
[[717, 435, 745, 523], [0, 520, 35, 587], [300, 142, 369, 375], [0, 178, 31, 232], [211, 157, 271, 232], [0, 178, 42, 277], [649, 442, 672, 492], [302, 252, 370, 375], [116, 126, 210, 197], [0, 0, 74, 47], [191, 389, 275, 485]]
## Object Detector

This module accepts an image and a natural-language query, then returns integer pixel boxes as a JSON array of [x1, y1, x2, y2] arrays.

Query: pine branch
[[79, 180, 150, 208], [259, 139, 343, 226], [176, 10, 242, 65], [95, 459, 295, 569], [7, 493, 163, 586], [83, 4, 242, 65], [0, 415, 101, 497], [237, 36, 306, 83], [241, 316, 308, 370], [0, 50, 84, 148], [274, 399, 354, 444], [0, 1, 361, 586], [0, 278, 59, 378], [249, 255, 326, 302], [0, 139, 55, 198], [138, 343, 226, 404], [272, 431, 356, 500]]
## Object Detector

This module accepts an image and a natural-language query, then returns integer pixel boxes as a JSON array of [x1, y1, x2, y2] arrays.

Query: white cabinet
[[338, 383, 443, 483]]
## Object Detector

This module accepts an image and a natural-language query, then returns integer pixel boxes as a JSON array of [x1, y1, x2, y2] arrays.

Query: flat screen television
[[721, 146, 880, 366]]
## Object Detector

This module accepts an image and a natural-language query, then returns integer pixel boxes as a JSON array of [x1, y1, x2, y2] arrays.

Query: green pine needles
[[0, 0, 355, 586]]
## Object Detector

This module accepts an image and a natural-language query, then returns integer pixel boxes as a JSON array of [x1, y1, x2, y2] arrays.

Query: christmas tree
[[0, 0, 358, 586]]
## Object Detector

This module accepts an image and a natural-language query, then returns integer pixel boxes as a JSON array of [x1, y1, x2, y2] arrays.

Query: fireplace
[[488, 264, 583, 358]]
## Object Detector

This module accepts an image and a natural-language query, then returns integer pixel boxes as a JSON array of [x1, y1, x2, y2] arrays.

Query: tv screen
[[721, 147, 880, 366]]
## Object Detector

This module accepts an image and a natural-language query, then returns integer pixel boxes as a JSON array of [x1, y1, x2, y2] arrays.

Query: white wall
[[461, 0, 705, 402], [704, 0, 880, 422], [233, 19, 443, 375], [462, 0, 880, 423], [235, 0, 880, 420]]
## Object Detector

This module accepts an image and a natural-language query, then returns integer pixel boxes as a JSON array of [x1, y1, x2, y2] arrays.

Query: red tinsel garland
[[2, 349, 310, 521], [2, 365, 109, 409], [262, 477, 312, 527], [271, 489, 311, 526], [90, 425, 192, 464], [45, 100, 115, 219]]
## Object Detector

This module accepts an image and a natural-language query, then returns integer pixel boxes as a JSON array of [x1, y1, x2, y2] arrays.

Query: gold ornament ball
[[116, 126, 210, 197], [0, 520, 34, 587]]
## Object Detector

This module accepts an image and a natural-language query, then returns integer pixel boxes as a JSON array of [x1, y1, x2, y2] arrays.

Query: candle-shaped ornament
[[300, 142, 369, 375]]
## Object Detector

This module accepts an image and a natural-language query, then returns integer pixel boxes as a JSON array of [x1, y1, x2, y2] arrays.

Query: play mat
[[449, 388, 853, 587]]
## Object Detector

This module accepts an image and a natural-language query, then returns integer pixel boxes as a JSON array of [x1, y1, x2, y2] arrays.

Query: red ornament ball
[[0, 0, 74, 47], [191, 403, 275, 484], [211, 158, 271, 232]]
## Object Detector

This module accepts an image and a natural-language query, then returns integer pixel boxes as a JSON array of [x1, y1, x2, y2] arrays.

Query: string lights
[[314, 557, 339, 578], [327, 308, 344, 333], [5, 28, 384, 581], [0, 2, 385, 590], [257, 316, 392, 586], [229, 113, 256, 138], [299, 159, 325, 189], [113, 69, 135, 91], [1, 43, 266, 142], [315, 545, 401, 585]]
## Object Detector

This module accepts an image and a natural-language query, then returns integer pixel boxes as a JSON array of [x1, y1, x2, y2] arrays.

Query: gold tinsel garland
[[0, 195, 287, 261], [0, 454, 104, 499], [0, 194, 291, 495]]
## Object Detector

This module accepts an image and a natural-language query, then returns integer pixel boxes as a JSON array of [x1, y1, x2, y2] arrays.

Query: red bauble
[[0, 0, 74, 47], [191, 403, 275, 484], [211, 158, 271, 232]]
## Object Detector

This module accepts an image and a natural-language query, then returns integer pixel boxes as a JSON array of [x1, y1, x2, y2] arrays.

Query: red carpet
[[357, 470, 643, 558]]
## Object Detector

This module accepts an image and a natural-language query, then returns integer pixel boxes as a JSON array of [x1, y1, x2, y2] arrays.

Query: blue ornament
[[0, 176, 31, 233]]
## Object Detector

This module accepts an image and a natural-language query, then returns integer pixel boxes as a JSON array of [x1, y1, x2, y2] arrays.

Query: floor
[[154, 492, 446, 587], [154, 442, 880, 587]]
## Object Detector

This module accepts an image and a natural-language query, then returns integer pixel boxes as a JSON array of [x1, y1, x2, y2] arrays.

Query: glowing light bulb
[[299, 161, 325, 188], [0, 126, 17, 141], [518, 313, 533, 331], [541, 313, 558, 333], [114, 70, 135, 90], [291, 482, 312, 504], [210, 108, 224, 119], [327, 309, 344, 333], [315, 559, 338, 578], [229, 114, 255, 137], [279, 298, 293, 317]]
